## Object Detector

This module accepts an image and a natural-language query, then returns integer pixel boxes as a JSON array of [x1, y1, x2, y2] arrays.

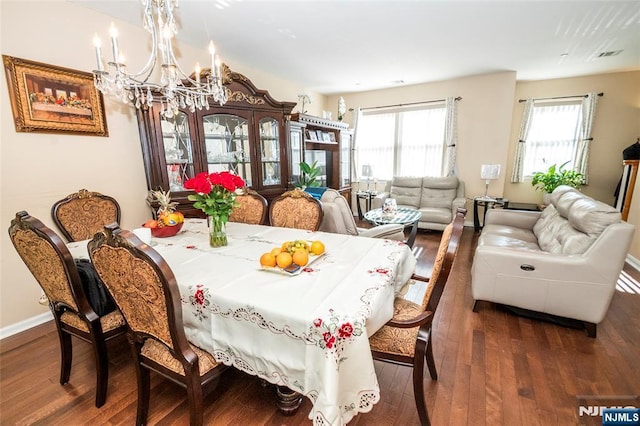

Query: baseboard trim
[[0, 311, 53, 341], [627, 254, 640, 272]]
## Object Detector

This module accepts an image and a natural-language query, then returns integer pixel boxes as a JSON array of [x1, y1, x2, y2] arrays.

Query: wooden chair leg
[[58, 328, 73, 385], [425, 330, 438, 381], [91, 337, 109, 407], [135, 365, 151, 426], [413, 338, 431, 426], [186, 375, 204, 426]]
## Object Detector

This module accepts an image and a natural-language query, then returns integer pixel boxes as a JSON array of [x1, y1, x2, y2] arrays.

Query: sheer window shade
[[355, 103, 448, 180]]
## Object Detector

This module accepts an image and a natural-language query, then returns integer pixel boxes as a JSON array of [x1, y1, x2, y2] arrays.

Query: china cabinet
[[290, 113, 352, 204], [137, 65, 296, 216]]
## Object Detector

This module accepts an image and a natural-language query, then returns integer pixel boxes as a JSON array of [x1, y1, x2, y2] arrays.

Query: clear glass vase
[[207, 216, 228, 247]]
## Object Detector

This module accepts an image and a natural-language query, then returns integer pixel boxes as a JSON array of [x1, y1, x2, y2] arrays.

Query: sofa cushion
[[417, 207, 451, 224], [569, 198, 621, 235], [420, 177, 458, 208], [390, 177, 423, 208], [553, 188, 583, 218]]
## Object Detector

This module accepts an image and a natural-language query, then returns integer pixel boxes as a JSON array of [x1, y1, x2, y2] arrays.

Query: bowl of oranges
[[260, 240, 325, 276]]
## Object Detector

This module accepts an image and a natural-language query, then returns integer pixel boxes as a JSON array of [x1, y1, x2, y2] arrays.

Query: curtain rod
[[518, 92, 603, 103], [355, 96, 462, 112]]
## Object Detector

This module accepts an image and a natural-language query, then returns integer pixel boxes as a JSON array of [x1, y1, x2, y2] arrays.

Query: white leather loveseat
[[471, 185, 635, 337], [373, 176, 466, 231]]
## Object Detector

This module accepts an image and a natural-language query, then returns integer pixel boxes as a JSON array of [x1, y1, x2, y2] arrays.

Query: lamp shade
[[480, 164, 501, 180]]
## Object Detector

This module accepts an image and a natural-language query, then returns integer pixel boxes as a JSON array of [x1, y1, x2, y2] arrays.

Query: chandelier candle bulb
[[195, 63, 201, 84], [109, 22, 119, 63], [93, 34, 103, 71], [209, 41, 216, 74]]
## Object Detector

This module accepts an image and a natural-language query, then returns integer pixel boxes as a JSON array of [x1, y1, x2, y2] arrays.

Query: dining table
[[68, 219, 417, 425]]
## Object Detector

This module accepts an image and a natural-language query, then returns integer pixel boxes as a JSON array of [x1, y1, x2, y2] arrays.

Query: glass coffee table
[[364, 207, 422, 247]]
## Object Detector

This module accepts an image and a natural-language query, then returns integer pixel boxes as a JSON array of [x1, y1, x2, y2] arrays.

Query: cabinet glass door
[[340, 132, 351, 187], [202, 114, 252, 187], [259, 117, 281, 186], [160, 111, 194, 192], [290, 127, 303, 186]]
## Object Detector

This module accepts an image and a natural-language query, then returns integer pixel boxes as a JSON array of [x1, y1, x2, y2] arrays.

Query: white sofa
[[373, 176, 466, 231], [471, 185, 635, 337]]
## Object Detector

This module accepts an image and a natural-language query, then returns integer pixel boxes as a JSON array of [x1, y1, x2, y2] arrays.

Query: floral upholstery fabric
[[12, 229, 78, 310], [55, 192, 119, 241], [91, 245, 174, 349], [141, 338, 220, 376], [269, 190, 322, 231], [369, 222, 454, 357], [60, 309, 125, 332], [229, 193, 266, 225]]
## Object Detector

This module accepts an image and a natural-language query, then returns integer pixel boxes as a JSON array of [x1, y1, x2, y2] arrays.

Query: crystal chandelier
[[91, 0, 227, 117]]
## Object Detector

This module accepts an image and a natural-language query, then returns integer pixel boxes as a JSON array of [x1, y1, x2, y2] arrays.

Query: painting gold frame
[[3, 55, 108, 136]]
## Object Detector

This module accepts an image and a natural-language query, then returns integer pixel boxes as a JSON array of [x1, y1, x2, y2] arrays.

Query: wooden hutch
[[136, 65, 296, 216]]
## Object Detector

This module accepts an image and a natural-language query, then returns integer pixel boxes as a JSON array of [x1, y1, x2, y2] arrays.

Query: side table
[[473, 197, 509, 232], [356, 190, 377, 220]]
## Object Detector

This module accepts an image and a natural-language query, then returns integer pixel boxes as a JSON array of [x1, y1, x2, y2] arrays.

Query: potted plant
[[531, 161, 585, 203], [297, 160, 321, 189]]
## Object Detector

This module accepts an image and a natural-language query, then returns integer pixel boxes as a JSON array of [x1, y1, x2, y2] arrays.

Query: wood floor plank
[[2, 227, 639, 425]]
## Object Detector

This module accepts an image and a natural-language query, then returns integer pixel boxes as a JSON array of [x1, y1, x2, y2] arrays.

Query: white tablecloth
[[69, 219, 416, 425]]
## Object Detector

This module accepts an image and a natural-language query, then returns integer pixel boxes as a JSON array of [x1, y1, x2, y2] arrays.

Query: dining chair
[[368, 208, 466, 426], [229, 188, 268, 225], [88, 223, 228, 426], [52, 188, 121, 242], [268, 188, 323, 231], [8, 211, 126, 408]]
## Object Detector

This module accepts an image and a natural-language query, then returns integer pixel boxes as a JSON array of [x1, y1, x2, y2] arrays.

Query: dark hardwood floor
[[1, 227, 639, 425]]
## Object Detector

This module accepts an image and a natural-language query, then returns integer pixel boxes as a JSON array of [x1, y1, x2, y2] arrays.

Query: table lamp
[[362, 164, 373, 191], [480, 164, 501, 198]]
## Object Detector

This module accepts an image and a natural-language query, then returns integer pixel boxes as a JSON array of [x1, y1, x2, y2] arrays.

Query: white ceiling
[[72, 0, 640, 94]]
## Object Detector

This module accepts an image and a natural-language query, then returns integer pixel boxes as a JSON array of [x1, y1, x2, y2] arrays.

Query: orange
[[271, 247, 282, 256], [276, 252, 293, 268], [310, 240, 325, 255], [143, 219, 158, 228], [281, 241, 291, 252], [292, 250, 309, 266], [260, 252, 276, 267]]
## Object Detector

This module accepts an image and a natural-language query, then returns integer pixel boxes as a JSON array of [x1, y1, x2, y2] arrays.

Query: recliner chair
[[319, 188, 405, 241]]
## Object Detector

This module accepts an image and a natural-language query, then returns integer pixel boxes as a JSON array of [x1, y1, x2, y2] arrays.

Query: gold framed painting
[[3, 55, 108, 136]]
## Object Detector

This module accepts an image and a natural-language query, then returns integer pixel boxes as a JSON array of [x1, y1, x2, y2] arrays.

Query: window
[[355, 104, 447, 180], [522, 101, 583, 177]]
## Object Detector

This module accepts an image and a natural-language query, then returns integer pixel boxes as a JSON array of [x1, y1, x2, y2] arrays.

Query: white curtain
[[572, 92, 599, 183], [351, 107, 363, 181], [442, 96, 458, 176], [510, 99, 534, 183]]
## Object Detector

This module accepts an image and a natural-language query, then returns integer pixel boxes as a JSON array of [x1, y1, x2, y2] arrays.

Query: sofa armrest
[[371, 192, 389, 210], [484, 209, 541, 230], [358, 224, 405, 240], [452, 197, 467, 211]]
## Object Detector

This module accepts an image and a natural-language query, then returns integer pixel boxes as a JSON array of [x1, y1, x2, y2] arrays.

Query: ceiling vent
[[598, 50, 623, 57]]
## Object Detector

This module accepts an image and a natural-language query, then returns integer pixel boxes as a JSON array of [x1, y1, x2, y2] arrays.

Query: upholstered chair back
[[229, 189, 268, 225], [89, 226, 179, 350], [390, 177, 423, 208], [10, 211, 81, 311], [269, 188, 323, 231], [52, 189, 121, 241], [319, 188, 359, 235]]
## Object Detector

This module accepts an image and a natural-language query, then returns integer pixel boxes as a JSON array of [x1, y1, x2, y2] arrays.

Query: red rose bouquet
[[184, 171, 245, 247]]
